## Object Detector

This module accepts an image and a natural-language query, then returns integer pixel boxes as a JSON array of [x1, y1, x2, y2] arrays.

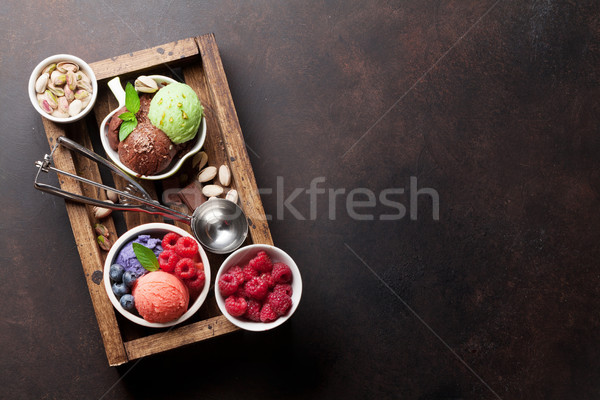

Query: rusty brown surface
[[2, 0, 600, 399]]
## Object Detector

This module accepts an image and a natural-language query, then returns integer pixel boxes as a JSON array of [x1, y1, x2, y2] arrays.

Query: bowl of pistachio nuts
[[28, 54, 98, 123]]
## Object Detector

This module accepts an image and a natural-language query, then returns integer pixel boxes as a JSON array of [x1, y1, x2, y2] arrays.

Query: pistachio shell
[[42, 63, 56, 75], [225, 189, 239, 204], [75, 71, 91, 84], [134, 75, 158, 93], [68, 99, 83, 116], [219, 164, 231, 186], [47, 82, 64, 97], [57, 61, 79, 73], [35, 73, 49, 94], [198, 166, 217, 182], [202, 184, 224, 197], [76, 79, 93, 92], [193, 151, 208, 169], [80, 95, 92, 109], [51, 110, 70, 118]]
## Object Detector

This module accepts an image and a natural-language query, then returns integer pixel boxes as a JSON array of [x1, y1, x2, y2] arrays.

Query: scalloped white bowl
[[99, 75, 206, 180]]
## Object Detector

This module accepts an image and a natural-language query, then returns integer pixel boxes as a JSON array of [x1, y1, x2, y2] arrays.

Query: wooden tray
[[39, 34, 273, 366]]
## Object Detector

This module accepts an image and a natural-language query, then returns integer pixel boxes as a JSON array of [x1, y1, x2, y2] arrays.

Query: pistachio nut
[[66, 71, 77, 91], [105, 190, 119, 203], [97, 235, 112, 251], [47, 82, 65, 97], [198, 166, 217, 182], [225, 189, 239, 204], [38, 98, 53, 114], [58, 96, 69, 114], [42, 63, 56, 75], [64, 84, 75, 102], [134, 75, 158, 93], [202, 184, 224, 197], [94, 223, 109, 237], [44, 90, 58, 108], [51, 71, 66, 86], [35, 73, 49, 94], [68, 99, 83, 117], [74, 89, 89, 100]]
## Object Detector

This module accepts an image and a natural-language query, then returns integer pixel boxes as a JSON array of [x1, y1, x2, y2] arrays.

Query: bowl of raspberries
[[104, 223, 211, 328], [215, 244, 302, 331]]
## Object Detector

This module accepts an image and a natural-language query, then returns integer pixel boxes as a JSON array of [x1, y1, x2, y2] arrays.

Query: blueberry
[[120, 294, 135, 312], [109, 264, 124, 283], [111, 282, 129, 298], [123, 270, 138, 287]]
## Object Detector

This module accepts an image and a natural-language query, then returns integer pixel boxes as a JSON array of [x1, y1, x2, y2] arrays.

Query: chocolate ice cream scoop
[[118, 122, 177, 176]]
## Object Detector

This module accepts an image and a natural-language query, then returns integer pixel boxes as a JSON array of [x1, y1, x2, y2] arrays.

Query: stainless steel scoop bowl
[[191, 199, 249, 254], [34, 136, 248, 254]]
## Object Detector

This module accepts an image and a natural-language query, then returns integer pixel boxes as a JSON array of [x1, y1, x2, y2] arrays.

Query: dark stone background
[[1, 1, 599, 399]]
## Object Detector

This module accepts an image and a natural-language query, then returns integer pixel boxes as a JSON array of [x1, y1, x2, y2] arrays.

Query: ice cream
[[116, 234, 163, 277], [132, 270, 190, 323], [148, 82, 203, 144]]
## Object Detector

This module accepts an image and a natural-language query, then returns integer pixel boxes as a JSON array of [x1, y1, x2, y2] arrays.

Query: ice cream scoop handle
[[107, 76, 126, 107]]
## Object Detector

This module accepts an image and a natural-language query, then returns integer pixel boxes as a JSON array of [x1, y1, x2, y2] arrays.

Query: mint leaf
[[125, 82, 140, 114], [119, 119, 137, 142], [132, 243, 159, 272], [118, 111, 136, 121]]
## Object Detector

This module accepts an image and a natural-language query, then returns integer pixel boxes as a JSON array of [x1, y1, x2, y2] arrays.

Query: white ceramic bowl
[[28, 54, 98, 123], [99, 75, 206, 180], [215, 244, 302, 331], [104, 223, 211, 328]]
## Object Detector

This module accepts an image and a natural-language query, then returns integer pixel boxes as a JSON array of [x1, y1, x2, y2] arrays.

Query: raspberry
[[174, 258, 197, 280], [218, 274, 239, 297], [259, 303, 278, 323], [162, 232, 181, 251], [244, 299, 262, 322], [244, 277, 269, 300], [229, 265, 244, 285], [249, 251, 273, 272], [236, 285, 250, 299], [259, 273, 275, 289], [175, 236, 199, 259], [267, 291, 292, 316], [225, 295, 247, 317], [158, 249, 180, 273], [273, 283, 293, 297], [185, 271, 206, 293], [271, 262, 292, 284], [242, 264, 259, 282]]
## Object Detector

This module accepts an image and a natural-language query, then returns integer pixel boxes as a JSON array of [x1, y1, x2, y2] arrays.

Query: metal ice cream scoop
[[34, 136, 248, 254]]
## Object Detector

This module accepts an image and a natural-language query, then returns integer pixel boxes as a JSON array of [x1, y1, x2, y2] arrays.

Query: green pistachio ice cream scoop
[[148, 82, 203, 144]]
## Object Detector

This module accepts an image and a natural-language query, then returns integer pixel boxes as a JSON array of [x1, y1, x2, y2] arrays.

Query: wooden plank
[[40, 119, 128, 366], [89, 38, 200, 81], [124, 315, 238, 360], [195, 34, 273, 246]]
